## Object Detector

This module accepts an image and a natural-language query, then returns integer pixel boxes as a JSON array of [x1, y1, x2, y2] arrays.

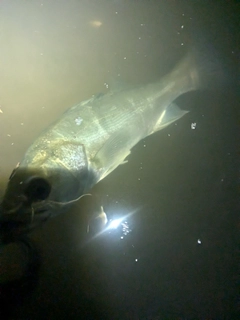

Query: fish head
[[0, 164, 54, 242], [0, 146, 92, 243]]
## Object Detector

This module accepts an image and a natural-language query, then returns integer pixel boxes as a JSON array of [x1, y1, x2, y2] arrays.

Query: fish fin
[[152, 103, 189, 133], [87, 206, 108, 235], [92, 131, 131, 180]]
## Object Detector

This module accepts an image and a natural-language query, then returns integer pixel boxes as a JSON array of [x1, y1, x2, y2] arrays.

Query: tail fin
[[194, 45, 235, 92], [172, 45, 234, 93]]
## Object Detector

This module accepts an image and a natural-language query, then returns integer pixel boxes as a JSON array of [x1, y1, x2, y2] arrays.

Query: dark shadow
[[0, 237, 41, 320]]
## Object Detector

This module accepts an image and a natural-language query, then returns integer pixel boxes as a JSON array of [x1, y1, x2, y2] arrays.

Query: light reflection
[[86, 208, 136, 243], [108, 217, 123, 229], [106, 216, 132, 238]]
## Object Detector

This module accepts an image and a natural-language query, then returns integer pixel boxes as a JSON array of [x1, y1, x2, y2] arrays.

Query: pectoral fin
[[92, 130, 131, 180], [152, 102, 189, 133]]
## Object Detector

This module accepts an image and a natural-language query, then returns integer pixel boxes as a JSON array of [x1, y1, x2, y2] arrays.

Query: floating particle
[[191, 122, 196, 129], [75, 117, 83, 125], [89, 20, 102, 28]]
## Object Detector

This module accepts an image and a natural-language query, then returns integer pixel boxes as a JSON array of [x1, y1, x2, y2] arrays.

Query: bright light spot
[[197, 239, 201, 244], [75, 117, 83, 125], [181, 25, 184, 29], [191, 122, 196, 129], [135, 258, 138, 262], [86, 209, 136, 244], [108, 218, 123, 229]]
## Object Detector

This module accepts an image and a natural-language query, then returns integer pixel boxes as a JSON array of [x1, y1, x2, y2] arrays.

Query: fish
[[0, 50, 213, 241]]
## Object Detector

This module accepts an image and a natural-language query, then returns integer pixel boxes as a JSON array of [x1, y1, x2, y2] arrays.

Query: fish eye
[[24, 177, 51, 202]]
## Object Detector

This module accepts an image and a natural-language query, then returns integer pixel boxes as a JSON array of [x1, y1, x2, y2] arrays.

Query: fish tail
[[168, 50, 201, 94], [186, 45, 234, 92], [172, 44, 233, 94]]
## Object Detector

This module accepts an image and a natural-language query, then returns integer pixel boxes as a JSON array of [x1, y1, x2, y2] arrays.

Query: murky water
[[0, 1, 239, 319]]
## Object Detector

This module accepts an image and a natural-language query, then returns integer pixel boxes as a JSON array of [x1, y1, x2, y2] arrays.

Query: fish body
[[0, 51, 201, 239]]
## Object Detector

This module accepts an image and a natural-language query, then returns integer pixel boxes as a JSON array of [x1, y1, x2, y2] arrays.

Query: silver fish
[[0, 51, 204, 239]]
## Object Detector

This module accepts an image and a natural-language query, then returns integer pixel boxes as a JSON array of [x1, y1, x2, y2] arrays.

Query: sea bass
[[0, 51, 203, 240]]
